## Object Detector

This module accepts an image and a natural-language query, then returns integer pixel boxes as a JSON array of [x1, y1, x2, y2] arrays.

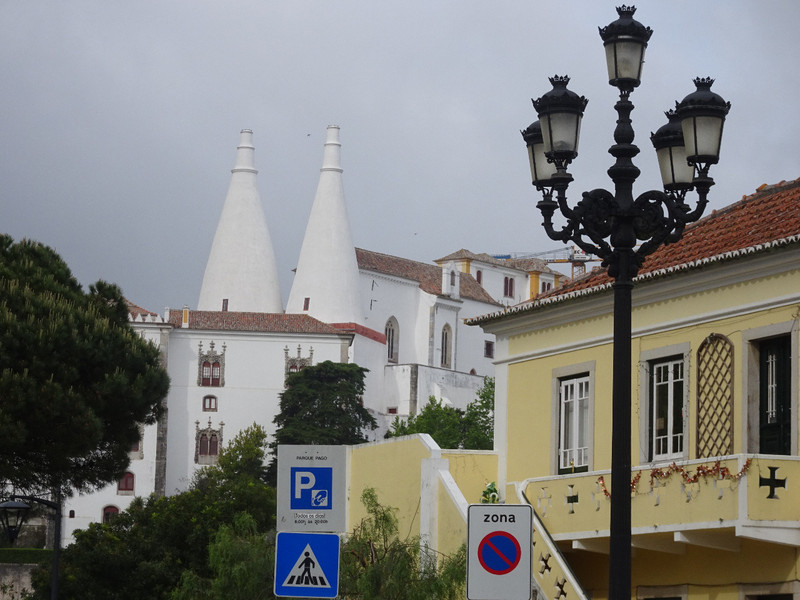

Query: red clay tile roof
[[356, 248, 499, 305], [166, 309, 350, 335], [126, 299, 159, 318], [470, 178, 800, 324]]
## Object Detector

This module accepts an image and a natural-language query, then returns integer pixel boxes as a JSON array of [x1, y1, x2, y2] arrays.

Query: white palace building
[[62, 126, 563, 541]]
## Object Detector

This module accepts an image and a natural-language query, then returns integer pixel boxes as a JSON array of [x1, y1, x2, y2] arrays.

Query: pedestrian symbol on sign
[[282, 544, 331, 589], [275, 532, 340, 598]]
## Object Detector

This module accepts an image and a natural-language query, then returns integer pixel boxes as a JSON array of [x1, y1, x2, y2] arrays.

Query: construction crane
[[493, 246, 600, 279]]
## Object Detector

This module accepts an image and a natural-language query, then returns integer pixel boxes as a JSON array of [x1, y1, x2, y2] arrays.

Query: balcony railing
[[517, 454, 800, 553]]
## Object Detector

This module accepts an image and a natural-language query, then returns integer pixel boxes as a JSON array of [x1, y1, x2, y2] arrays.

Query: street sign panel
[[274, 532, 340, 598], [277, 445, 347, 532], [467, 504, 532, 600]]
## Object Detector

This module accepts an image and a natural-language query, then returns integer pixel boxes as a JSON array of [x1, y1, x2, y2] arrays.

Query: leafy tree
[[462, 376, 494, 450], [268, 361, 377, 478], [387, 377, 494, 450], [29, 425, 275, 600], [171, 513, 276, 600], [389, 397, 465, 449], [339, 488, 465, 600], [0, 235, 170, 493]]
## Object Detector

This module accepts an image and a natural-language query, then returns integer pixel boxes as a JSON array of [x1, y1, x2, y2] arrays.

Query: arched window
[[385, 317, 399, 363], [196, 420, 223, 465], [198, 341, 226, 387], [503, 277, 515, 298], [118, 472, 134, 494], [450, 271, 456, 287], [199, 433, 220, 457], [102, 506, 119, 524], [441, 324, 452, 369], [476, 270, 482, 285]]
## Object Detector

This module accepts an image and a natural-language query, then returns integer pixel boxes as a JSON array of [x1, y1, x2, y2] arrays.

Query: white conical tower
[[197, 129, 283, 313], [286, 125, 364, 324]]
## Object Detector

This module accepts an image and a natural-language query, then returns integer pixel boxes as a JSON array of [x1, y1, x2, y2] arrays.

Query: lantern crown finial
[[533, 75, 589, 115], [599, 5, 653, 44], [675, 77, 731, 116]]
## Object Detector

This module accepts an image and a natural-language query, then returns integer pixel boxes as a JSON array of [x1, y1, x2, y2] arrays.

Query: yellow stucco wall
[[348, 436, 433, 537], [441, 451, 498, 506], [347, 438, 498, 559]]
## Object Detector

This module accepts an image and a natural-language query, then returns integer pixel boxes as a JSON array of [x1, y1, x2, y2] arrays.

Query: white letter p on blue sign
[[294, 471, 316, 498]]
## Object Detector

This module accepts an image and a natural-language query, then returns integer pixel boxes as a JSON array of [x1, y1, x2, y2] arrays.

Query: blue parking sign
[[291, 467, 333, 510]]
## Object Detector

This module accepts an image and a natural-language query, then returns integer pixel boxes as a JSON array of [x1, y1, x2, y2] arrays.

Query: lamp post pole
[[521, 6, 729, 599]]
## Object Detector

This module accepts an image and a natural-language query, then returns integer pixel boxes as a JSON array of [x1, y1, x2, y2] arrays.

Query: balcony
[[517, 454, 800, 555]]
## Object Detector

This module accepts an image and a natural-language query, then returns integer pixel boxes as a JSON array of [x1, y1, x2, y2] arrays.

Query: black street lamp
[[0, 493, 63, 600], [0, 499, 31, 543], [521, 6, 729, 599]]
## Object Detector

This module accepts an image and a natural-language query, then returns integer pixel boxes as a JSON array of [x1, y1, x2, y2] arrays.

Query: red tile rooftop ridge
[[165, 309, 349, 335], [356, 248, 499, 305], [468, 178, 800, 325]]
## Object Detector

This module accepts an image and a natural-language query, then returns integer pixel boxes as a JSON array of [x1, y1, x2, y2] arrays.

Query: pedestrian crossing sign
[[274, 532, 340, 598]]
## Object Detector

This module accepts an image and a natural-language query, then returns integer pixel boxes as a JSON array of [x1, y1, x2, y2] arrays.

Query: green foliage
[[463, 376, 495, 450], [268, 361, 376, 479], [29, 425, 275, 600], [0, 235, 170, 493], [171, 513, 276, 600], [389, 398, 465, 448], [339, 488, 466, 600], [0, 547, 51, 564], [387, 377, 494, 450]]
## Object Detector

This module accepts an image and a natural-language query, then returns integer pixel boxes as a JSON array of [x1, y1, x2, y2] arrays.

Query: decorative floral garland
[[596, 459, 752, 498]]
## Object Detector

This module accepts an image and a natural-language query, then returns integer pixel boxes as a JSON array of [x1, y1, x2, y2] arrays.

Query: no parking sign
[[467, 504, 532, 600]]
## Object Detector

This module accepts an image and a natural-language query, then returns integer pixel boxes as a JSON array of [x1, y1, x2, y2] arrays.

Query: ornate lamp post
[[0, 494, 63, 600], [521, 6, 729, 599]]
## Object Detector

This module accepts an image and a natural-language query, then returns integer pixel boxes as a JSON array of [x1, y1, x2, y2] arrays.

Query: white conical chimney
[[197, 130, 283, 313], [286, 125, 364, 325]]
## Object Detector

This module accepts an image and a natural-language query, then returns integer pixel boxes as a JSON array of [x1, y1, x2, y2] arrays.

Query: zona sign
[[467, 504, 532, 600]]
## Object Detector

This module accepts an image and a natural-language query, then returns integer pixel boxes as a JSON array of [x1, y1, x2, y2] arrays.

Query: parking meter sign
[[291, 467, 332, 510], [277, 445, 347, 533]]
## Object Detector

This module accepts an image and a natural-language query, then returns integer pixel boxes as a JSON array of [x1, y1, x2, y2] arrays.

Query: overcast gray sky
[[2, 1, 798, 312]]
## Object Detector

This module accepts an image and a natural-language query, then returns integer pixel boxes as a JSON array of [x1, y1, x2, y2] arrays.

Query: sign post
[[467, 504, 532, 600], [275, 445, 347, 598]]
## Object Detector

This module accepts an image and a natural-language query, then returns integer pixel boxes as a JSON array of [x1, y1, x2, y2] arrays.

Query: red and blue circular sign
[[477, 531, 521, 575]]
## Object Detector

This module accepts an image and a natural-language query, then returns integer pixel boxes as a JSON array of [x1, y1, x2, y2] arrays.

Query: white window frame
[[551, 362, 595, 475], [639, 343, 690, 465]]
